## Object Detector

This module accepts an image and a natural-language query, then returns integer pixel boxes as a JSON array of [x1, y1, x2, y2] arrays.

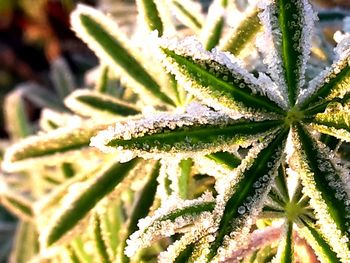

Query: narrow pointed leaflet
[[292, 124, 350, 262], [91, 108, 283, 157], [206, 129, 288, 261], [159, 43, 285, 117], [71, 5, 175, 106]]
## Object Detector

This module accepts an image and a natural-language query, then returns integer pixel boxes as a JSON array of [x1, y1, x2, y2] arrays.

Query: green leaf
[[2, 122, 110, 172], [125, 194, 215, 257], [136, 0, 164, 36], [70, 5, 175, 106], [95, 65, 110, 94], [160, 47, 284, 116], [292, 124, 350, 262], [178, 158, 193, 199], [309, 102, 350, 142], [267, 0, 315, 105], [4, 88, 32, 140], [91, 213, 113, 263], [220, 8, 262, 56], [200, 0, 228, 51], [92, 111, 283, 157], [206, 129, 288, 261], [272, 220, 293, 263], [298, 218, 340, 263], [171, 0, 203, 32], [50, 57, 76, 100], [299, 56, 350, 111], [40, 158, 140, 247], [65, 90, 140, 118], [205, 151, 241, 171], [119, 161, 160, 262]]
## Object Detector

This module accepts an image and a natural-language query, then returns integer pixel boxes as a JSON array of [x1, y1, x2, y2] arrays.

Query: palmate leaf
[[70, 5, 175, 106], [91, 105, 283, 158], [157, 39, 286, 117], [40, 158, 140, 248], [258, 0, 315, 105], [204, 128, 288, 262], [0, 190, 33, 221], [64, 90, 140, 118], [309, 102, 350, 142], [292, 124, 350, 262]]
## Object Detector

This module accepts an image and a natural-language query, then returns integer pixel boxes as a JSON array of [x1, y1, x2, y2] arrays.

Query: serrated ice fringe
[[160, 158, 183, 198], [148, 33, 284, 118], [297, 53, 350, 105], [90, 103, 258, 160], [292, 128, 350, 262], [159, 224, 215, 263], [125, 192, 214, 257], [256, 1, 289, 105], [70, 5, 163, 106], [297, 0, 317, 94], [212, 134, 285, 261]]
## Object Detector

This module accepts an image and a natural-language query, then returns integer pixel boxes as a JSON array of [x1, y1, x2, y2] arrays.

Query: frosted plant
[[1, 0, 350, 262]]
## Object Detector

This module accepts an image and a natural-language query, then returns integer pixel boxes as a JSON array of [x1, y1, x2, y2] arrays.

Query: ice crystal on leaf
[[1, 0, 350, 262]]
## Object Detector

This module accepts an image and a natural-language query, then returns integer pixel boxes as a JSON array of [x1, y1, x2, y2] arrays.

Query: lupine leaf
[[2, 122, 111, 172], [220, 8, 262, 56], [65, 90, 140, 118], [309, 102, 350, 142], [159, 45, 285, 116], [136, 0, 164, 36], [171, 0, 204, 32], [200, 0, 228, 51], [292, 124, 350, 262], [70, 5, 175, 106], [206, 129, 288, 261], [272, 220, 293, 263], [50, 58, 76, 100], [91, 108, 283, 157], [298, 218, 340, 263], [40, 158, 140, 247]]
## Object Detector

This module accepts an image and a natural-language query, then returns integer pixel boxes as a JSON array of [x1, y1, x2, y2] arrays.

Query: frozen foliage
[[1, 0, 350, 262]]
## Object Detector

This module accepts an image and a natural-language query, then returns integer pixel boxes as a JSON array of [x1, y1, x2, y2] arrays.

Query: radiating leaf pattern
[[1, 0, 350, 262]]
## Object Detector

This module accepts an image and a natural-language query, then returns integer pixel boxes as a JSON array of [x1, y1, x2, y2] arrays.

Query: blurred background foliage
[[0, 0, 349, 262]]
